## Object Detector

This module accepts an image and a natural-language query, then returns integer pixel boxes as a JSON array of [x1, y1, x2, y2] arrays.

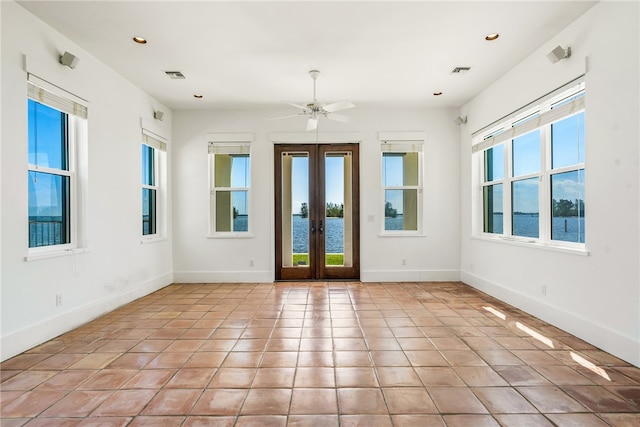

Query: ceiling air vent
[[164, 71, 186, 79], [451, 67, 471, 74]]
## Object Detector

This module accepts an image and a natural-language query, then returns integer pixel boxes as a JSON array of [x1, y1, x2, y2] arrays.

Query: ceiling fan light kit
[[273, 70, 355, 131]]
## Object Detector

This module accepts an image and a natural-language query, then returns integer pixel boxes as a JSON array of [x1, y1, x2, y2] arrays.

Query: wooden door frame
[[274, 143, 360, 281]]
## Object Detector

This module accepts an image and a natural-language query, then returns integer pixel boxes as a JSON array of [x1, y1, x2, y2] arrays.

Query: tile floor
[[1, 281, 639, 426]]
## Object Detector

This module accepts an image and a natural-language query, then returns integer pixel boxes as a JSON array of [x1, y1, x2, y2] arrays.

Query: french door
[[275, 143, 360, 280]]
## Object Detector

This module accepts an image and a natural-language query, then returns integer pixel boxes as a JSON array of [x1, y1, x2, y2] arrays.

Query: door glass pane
[[282, 153, 309, 267], [512, 178, 539, 238], [325, 153, 351, 267], [483, 183, 503, 234], [28, 171, 70, 247], [551, 169, 585, 243]]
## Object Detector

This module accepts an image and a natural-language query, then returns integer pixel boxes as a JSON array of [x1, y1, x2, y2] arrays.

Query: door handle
[[311, 220, 316, 234], [319, 220, 324, 234]]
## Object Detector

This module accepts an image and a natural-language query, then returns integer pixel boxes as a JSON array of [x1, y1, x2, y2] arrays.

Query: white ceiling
[[17, 1, 597, 111]]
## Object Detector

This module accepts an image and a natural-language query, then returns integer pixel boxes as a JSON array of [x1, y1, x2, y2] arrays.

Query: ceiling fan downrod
[[309, 69, 320, 104]]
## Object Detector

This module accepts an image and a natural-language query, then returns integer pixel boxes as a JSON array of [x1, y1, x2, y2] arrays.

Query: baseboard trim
[[361, 269, 460, 282], [0, 273, 173, 362], [173, 271, 274, 283], [461, 270, 640, 367]]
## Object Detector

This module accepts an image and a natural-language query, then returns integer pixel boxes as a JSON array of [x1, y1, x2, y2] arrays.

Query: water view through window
[[481, 89, 585, 244], [28, 100, 70, 247]]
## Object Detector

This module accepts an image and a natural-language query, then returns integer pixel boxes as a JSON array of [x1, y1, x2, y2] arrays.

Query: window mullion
[[540, 125, 551, 243], [504, 142, 513, 236]]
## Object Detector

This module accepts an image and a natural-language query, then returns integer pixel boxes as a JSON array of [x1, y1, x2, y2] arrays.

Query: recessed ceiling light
[[132, 36, 147, 44], [193, 94, 203, 99], [485, 33, 500, 41], [433, 91, 443, 96]]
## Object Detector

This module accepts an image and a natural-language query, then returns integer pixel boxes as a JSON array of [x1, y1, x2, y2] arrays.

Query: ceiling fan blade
[[306, 117, 318, 131], [282, 101, 308, 110], [327, 113, 350, 123], [323, 100, 355, 113], [268, 114, 305, 121]]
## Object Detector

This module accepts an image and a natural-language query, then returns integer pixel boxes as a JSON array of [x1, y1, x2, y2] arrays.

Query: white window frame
[[472, 78, 586, 252], [207, 133, 253, 238], [26, 75, 88, 260], [379, 132, 425, 236], [141, 129, 167, 242]]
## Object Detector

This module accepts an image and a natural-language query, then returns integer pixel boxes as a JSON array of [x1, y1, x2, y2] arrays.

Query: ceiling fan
[[274, 70, 355, 131]]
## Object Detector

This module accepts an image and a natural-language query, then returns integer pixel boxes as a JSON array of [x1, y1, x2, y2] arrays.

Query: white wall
[[460, 1, 640, 366], [172, 106, 461, 283], [1, 1, 174, 361]]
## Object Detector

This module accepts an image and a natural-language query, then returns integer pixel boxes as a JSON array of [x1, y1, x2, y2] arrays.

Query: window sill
[[140, 236, 167, 244], [378, 232, 426, 238], [471, 234, 590, 256], [24, 247, 89, 262], [207, 233, 255, 239]]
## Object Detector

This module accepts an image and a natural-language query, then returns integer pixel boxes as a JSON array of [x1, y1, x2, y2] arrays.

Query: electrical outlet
[[249, 259, 254, 267], [540, 284, 547, 296], [56, 294, 63, 307], [401, 258, 407, 266]]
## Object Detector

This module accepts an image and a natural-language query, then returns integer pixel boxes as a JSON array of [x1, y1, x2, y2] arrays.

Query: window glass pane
[[215, 154, 250, 187], [403, 152, 419, 186], [215, 191, 232, 232], [382, 152, 418, 187], [484, 145, 504, 182], [142, 145, 155, 186], [552, 112, 585, 168], [551, 169, 585, 243], [214, 154, 232, 187], [232, 190, 249, 232], [512, 130, 540, 177], [142, 188, 156, 235], [383, 153, 418, 187], [512, 178, 539, 238], [28, 99, 67, 170], [28, 171, 70, 247], [483, 184, 503, 234], [382, 153, 404, 186], [384, 189, 418, 231], [216, 190, 249, 232], [231, 154, 250, 187]]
